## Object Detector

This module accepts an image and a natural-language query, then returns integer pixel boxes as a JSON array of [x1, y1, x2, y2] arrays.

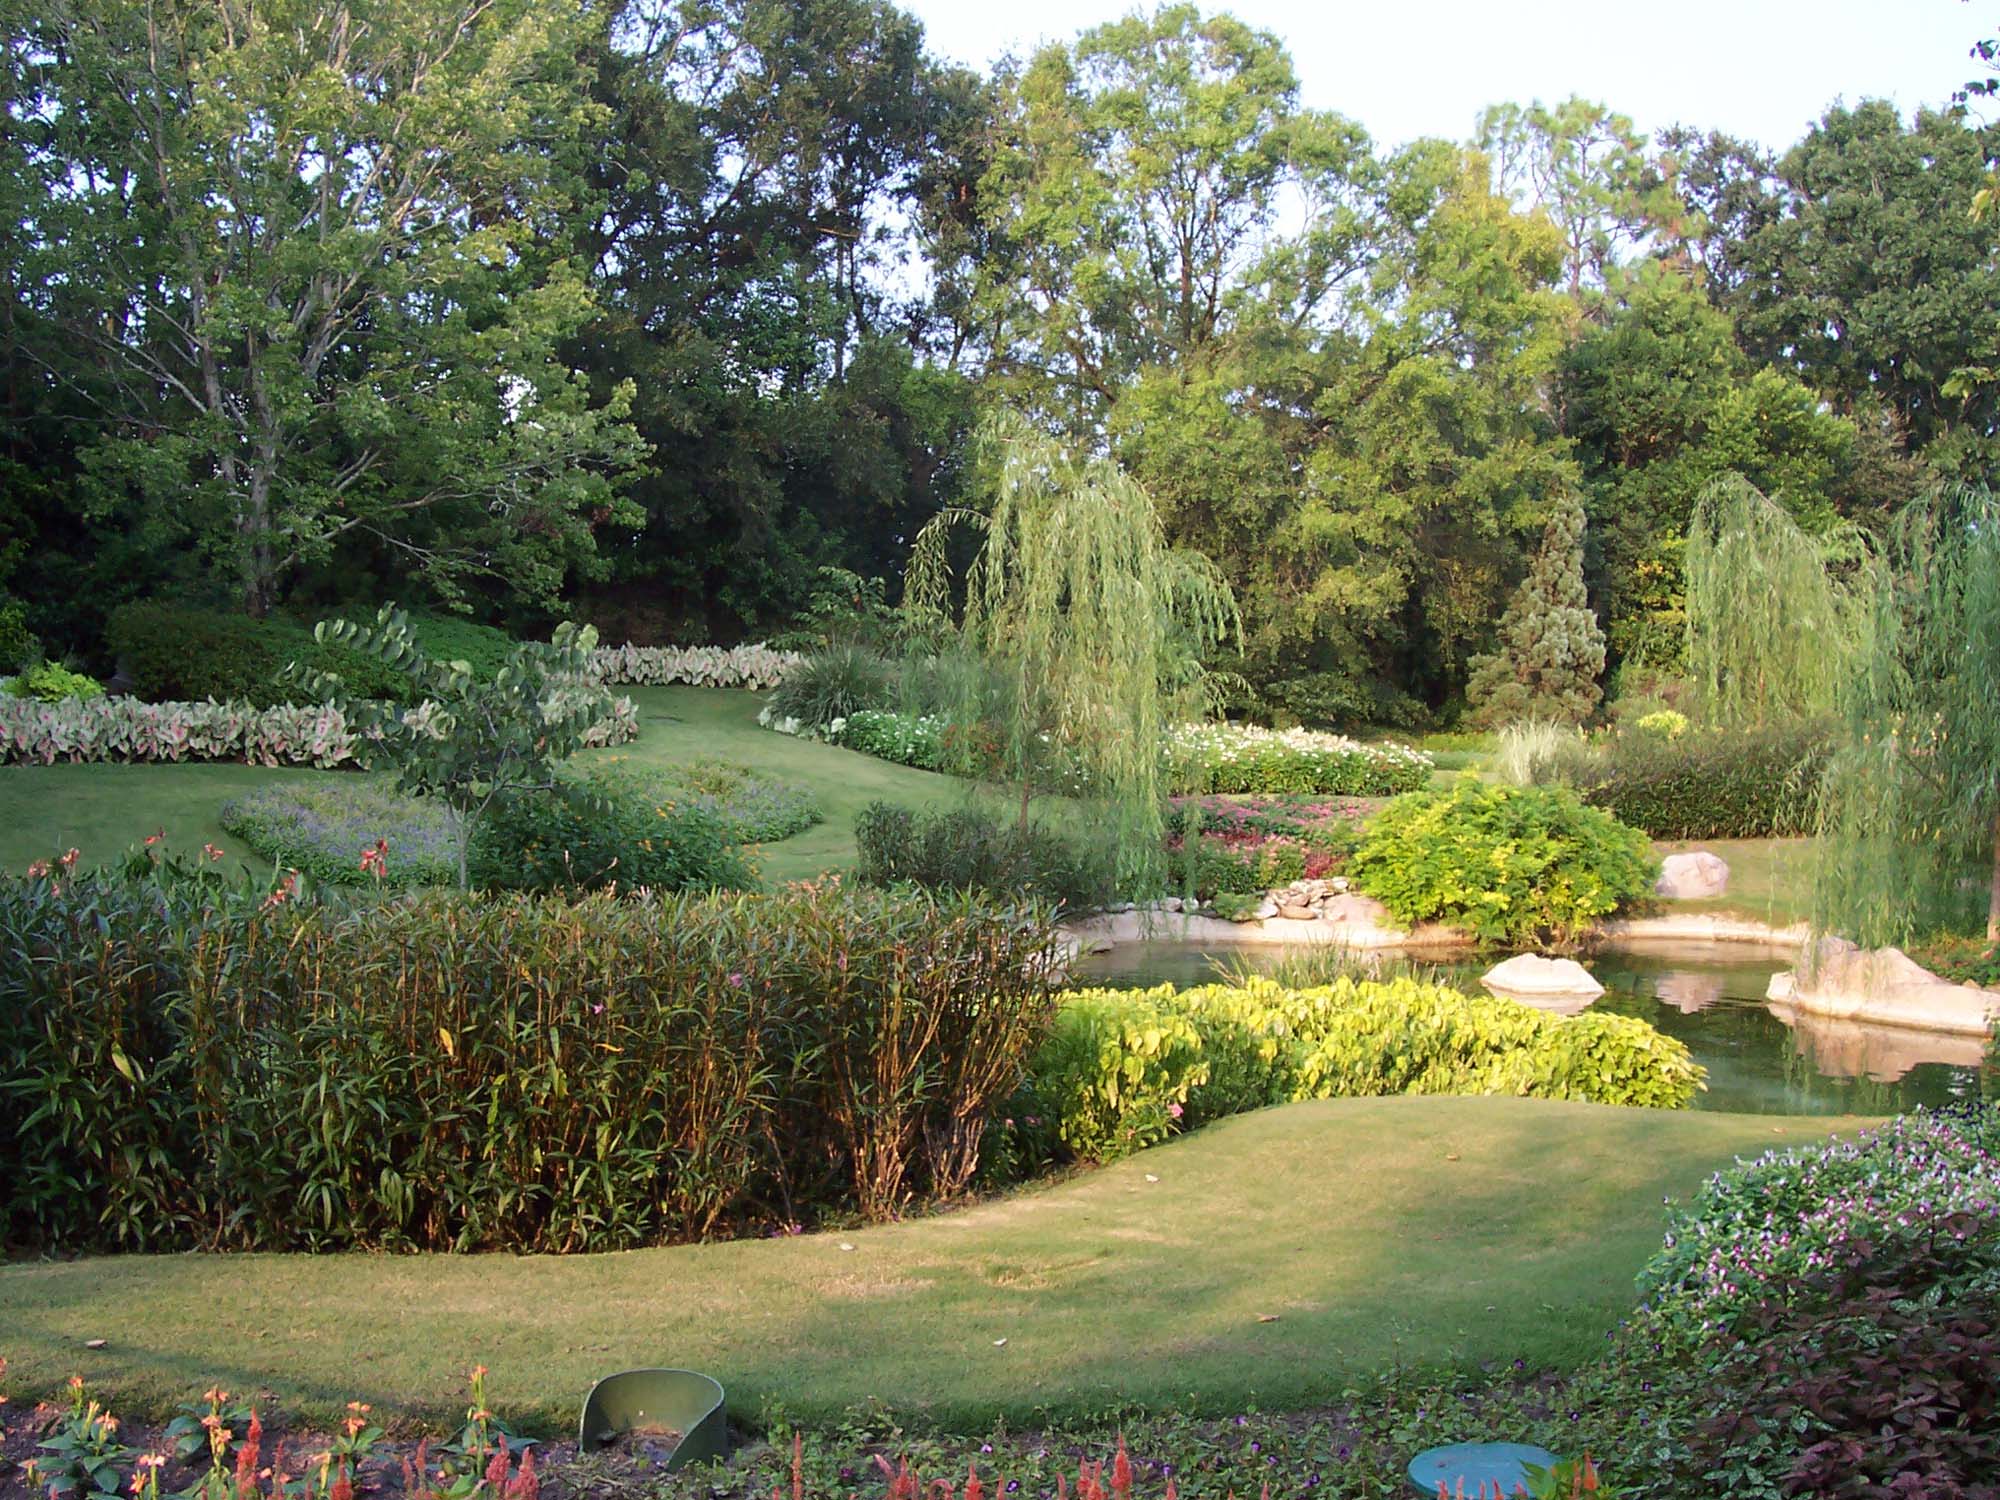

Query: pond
[[1068, 942, 1994, 1117]]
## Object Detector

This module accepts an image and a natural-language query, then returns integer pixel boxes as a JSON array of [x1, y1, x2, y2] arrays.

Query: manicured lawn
[[1653, 836, 1815, 928], [0, 687, 968, 886], [0, 1097, 1850, 1432]]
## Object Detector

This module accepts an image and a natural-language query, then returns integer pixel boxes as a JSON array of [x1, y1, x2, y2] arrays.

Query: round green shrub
[[1348, 778, 1657, 945], [4, 661, 105, 703]]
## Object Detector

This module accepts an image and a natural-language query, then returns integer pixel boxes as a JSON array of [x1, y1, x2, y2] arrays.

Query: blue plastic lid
[[1406, 1442, 1559, 1496]]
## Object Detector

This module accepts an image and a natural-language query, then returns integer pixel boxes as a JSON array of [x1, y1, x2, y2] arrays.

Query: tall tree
[[1714, 101, 2000, 472], [7, 0, 644, 616], [1477, 96, 1674, 302], [1463, 488, 1606, 727]]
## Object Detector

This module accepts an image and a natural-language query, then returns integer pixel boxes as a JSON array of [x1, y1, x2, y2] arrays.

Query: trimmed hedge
[[1004, 976, 1706, 1166], [1574, 720, 1831, 838], [106, 603, 411, 707], [0, 877, 1059, 1252]]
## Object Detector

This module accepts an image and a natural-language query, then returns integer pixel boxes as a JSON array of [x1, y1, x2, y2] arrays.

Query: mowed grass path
[[0, 1099, 1848, 1431], [0, 687, 965, 885]]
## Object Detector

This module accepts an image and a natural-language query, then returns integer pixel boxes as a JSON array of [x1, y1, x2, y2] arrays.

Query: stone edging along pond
[[1059, 903, 2000, 1041]]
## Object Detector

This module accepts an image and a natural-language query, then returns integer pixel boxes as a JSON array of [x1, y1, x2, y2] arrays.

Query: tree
[[8, 0, 643, 616], [1477, 97, 1675, 302], [1714, 102, 2000, 471], [1463, 489, 1606, 726], [905, 412, 1237, 894], [298, 607, 618, 889], [1811, 485, 2000, 945], [1683, 477, 1875, 728]]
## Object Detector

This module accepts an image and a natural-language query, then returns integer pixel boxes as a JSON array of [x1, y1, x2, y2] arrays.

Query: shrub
[[1163, 723, 1432, 796], [219, 781, 460, 887], [1573, 718, 1831, 839], [590, 641, 798, 690], [0, 596, 40, 673], [468, 764, 754, 895], [1348, 779, 1657, 945], [1001, 977, 1705, 1171], [854, 802, 1113, 912], [818, 707, 950, 769], [0, 875, 1059, 1251], [0, 694, 638, 768], [764, 644, 894, 732], [105, 603, 408, 707], [4, 661, 105, 703], [402, 612, 519, 682]]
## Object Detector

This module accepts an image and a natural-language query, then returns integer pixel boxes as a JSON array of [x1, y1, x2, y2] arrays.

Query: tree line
[[3, 0, 1994, 725]]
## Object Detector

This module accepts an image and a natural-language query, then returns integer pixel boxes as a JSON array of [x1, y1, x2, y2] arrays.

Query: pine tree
[[1465, 492, 1607, 726]]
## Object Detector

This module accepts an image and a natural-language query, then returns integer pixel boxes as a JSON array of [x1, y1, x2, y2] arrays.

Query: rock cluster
[[1243, 876, 1353, 923]]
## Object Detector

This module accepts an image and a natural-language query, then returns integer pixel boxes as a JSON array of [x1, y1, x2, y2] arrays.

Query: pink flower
[[1167, 1103, 1184, 1120]]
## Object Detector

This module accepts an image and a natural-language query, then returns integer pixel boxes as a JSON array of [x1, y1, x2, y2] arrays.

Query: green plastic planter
[[577, 1368, 728, 1471]]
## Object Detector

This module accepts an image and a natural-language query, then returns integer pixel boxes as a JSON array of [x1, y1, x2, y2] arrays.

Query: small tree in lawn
[[293, 607, 615, 889], [1465, 490, 1607, 727], [904, 412, 1238, 897]]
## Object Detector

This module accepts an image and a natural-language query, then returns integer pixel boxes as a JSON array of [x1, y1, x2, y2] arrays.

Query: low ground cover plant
[[1003, 976, 1705, 1169], [0, 874, 1058, 1252], [1349, 780, 1656, 946], [220, 782, 461, 888]]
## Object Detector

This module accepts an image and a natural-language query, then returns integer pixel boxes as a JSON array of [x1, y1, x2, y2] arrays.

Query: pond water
[[1069, 942, 1994, 1117]]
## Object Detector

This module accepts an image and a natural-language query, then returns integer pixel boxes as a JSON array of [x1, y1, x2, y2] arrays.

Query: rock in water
[[1481, 953, 1604, 1000], [1655, 850, 1729, 899]]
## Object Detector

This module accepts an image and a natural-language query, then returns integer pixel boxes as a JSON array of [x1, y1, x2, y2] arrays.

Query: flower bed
[[0, 694, 639, 768], [219, 783, 463, 887], [591, 642, 799, 690], [1165, 794, 1366, 898], [1164, 724, 1432, 797]]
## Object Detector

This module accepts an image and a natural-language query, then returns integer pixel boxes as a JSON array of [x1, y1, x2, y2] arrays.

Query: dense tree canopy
[[1, 0, 1992, 725]]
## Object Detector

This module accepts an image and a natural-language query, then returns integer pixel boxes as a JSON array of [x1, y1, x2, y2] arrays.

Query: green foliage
[[1632, 708, 1686, 739], [1005, 976, 1705, 1169], [1349, 779, 1657, 945], [853, 801, 1112, 912], [1163, 723, 1432, 796], [0, 597, 38, 673], [827, 709, 950, 770], [219, 781, 461, 888], [106, 604, 409, 707], [401, 613, 520, 683], [1574, 719, 1830, 838], [643, 758, 823, 845], [1493, 720, 1593, 788], [1464, 490, 1606, 727], [1684, 476, 1874, 728], [906, 413, 1238, 894], [765, 644, 895, 733], [467, 765, 754, 896], [297, 606, 621, 888], [1812, 484, 2000, 946], [4, 662, 104, 703], [0, 876, 1058, 1250]]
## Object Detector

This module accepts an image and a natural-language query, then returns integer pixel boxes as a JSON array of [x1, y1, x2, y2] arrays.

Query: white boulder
[[1655, 850, 1730, 900], [1481, 953, 1605, 1000]]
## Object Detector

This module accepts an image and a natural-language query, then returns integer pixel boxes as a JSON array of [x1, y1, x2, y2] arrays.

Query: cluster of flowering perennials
[[1636, 1104, 2000, 1345], [1163, 724, 1432, 797]]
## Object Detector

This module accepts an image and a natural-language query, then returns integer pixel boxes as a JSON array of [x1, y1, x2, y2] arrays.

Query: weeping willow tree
[[1813, 484, 2000, 946], [905, 412, 1239, 895], [1684, 476, 1875, 726]]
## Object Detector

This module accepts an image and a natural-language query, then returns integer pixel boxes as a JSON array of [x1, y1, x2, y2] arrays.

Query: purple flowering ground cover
[[219, 779, 460, 887]]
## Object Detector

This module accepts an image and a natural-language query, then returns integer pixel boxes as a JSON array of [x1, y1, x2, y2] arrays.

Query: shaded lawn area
[[1652, 836, 1815, 929], [0, 1098, 1851, 1433], [0, 687, 969, 886]]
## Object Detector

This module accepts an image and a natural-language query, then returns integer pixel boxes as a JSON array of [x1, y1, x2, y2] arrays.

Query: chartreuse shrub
[[4, 661, 104, 702], [1349, 779, 1656, 945], [1006, 976, 1704, 1165], [0, 875, 1057, 1251]]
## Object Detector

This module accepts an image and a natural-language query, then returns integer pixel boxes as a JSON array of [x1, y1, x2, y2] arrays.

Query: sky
[[902, 0, 1990, 153]]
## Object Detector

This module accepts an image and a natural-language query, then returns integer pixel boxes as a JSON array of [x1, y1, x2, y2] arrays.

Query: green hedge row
[[1004, 976, 1706, 1165], [1575, 721, 1831, 839], [0, 878, 1058, 1253]]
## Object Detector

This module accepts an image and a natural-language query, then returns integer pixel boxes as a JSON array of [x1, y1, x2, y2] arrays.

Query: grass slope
[[0, 1098, 1849, 1431], [0, 688, 965, 886]]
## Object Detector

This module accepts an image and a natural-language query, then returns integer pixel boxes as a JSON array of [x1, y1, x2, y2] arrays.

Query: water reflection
[[1068, 942, 1993, 1116]]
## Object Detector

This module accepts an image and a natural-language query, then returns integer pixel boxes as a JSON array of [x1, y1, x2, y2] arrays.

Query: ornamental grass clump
[[0, 871, 1059, 1252]]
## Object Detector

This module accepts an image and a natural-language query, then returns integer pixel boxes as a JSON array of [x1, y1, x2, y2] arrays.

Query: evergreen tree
[[1464, 493, 1607, 726]]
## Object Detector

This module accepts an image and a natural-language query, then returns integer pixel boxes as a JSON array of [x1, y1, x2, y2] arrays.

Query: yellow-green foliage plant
[[1016, 977, 1705, 1162]]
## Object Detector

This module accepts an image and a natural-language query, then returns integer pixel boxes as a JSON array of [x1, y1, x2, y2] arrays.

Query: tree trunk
[[1988, 812, 2000, 943], [241, 467, 276, 619]]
